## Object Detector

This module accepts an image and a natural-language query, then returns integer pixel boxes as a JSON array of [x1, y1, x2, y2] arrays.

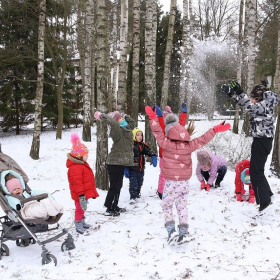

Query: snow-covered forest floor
[[0, 116, 279, 280]]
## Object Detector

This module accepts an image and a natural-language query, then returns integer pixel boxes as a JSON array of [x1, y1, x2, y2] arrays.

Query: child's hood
[[132, 127, 143, 142], [66, 153, 85, 168], [263, 90, 278, 106]]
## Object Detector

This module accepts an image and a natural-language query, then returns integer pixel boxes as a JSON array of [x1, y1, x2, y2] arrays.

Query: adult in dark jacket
[[228, 80, 278, 215], [125, 127, 157, 203], [94, 111, 135, 216]]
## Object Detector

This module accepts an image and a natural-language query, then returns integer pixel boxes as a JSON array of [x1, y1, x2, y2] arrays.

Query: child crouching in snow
[[145, 106, 231, 245], [66, 133, 99, 234], [235, 160, 255, 203]]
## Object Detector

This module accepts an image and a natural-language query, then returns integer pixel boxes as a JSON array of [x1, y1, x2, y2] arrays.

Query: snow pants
[[161, 180, 190, 225], [104, 164, 125, 210], [129, 170, 144, 199], [157, 157, 166, 194], [201, 165, 227, 185], [75, 200, 84, 221], [250, 138, 273, 205]]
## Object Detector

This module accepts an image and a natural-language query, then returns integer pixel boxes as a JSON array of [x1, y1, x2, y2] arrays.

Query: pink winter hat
[[6, 178, 23, 193], [70, 133, 89, 158], [108, 111, 122, 122], [197, 150, 210, 166], [163, 106, 173, 119]]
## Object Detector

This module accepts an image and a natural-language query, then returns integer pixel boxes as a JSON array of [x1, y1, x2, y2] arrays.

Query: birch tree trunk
[[117, 0, 128, 111], [179, 0, 191, 104], [270, 11, 280, 177], [82, 0, 94, 141], [30, 0, 46, 160], [145, 0, 157, 153], [233, 0, 244, 134], [131, 0, 140, 126], [95, 0, 109, 190], [161, 0, 177, 108]]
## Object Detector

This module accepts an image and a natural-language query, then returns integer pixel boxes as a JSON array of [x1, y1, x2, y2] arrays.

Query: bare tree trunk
[[131, 0, 140, 126], [30, 0, 46, 160], [270, 11, 280, 177], [117, 0, 128, 111], [82, 0, 94, 141], [145, 0, 157, 153], [233, 0, 244, 134], [179, 0, 190, 104], [160, 0, 177, 108], [95, 0, 109, 190]]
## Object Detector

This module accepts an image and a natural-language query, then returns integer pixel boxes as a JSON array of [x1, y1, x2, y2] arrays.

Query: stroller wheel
[[16, 239, 30, 247], [42, 253, 57, 266], [29, 238, 36, 244], [61, 240, 76, 252], [0, 243, 10, 259]]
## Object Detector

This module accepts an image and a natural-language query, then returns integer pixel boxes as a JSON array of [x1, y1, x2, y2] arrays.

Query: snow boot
[[74, 220, 86, 234], [82, 216, 92, 229], [114, 206, 126, 213], [165, 220, 178, 244], [177, 224, 189, 245], [156, 191, 163, 200], [236, 192, 246, 202], [105, 208, 120, 216]]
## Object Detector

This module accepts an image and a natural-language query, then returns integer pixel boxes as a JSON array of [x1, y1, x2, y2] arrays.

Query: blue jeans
[[129, 170, 144, 199]]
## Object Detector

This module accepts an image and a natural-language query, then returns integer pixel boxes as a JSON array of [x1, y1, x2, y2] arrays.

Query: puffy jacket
[[66, 154, 99, 201], [149, 118, 216, 181], [101, 114, 135, 166], [196, 151, 227, 185], [130, 141, 157, 172], [235, 159, 251, 193], [157, 112, 187, 157], [232, 91, 278, 138]]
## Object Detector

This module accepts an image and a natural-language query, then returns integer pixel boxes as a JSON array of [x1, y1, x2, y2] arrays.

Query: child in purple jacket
[[196, 150, 227, 191]]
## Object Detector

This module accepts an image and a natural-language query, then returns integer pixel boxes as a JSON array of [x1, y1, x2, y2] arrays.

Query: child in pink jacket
[[145, 106, 231, 245]]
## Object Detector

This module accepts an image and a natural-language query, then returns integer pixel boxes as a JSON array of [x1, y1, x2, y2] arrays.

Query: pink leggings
[[161, 180, 190, 225], [75, 201, 84, 221], [157, 158, 166, 194]]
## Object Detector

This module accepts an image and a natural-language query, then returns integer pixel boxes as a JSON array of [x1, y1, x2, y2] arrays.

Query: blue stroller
[[0, 144, 75, 265]]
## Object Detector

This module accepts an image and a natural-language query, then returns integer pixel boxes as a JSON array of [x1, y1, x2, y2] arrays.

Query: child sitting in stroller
[[1, 170, 64, 220]]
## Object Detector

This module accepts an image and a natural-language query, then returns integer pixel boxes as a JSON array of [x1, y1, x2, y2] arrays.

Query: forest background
[[0, 0, 280, 190]]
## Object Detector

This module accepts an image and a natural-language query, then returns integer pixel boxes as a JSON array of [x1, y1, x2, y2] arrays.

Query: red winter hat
[[70, 133, 89, 158], [6, 178, 23, 193]]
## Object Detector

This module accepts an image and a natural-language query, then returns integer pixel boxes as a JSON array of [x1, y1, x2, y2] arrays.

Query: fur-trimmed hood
[[164, 114, 190, 141]]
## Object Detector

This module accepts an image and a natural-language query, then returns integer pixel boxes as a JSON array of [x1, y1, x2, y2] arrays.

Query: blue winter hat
[[241, 168, 250, 184]]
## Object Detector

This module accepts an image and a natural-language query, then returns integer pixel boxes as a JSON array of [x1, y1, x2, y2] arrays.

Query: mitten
[[181, 102, 188, 113], [145, 106, 157, 120], [124, 168, 129, 178], [200, 180, 205, 190], [230, 80, 243, 95], [205, 184, 211, 191], [213, 121, 231, 133], [79, 195, 87, 211], [152, 105, 163, 117], [151, 156, 157, 167], [94, 111, 102, 120], [165, 106, 172, 113]]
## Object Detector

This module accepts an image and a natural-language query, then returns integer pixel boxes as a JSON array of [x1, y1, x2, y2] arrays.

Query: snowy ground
[[0, 117, 279, 280]]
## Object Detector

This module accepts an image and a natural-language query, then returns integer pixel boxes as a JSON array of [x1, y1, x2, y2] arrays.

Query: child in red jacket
[[66, 133, 99, 234], [235, 160, 255, 203]]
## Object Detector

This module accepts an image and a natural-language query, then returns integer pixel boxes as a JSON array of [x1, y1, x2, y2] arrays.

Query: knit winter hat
[[70, 133, 89, 158], [108, 111, 122, 122], [132, 128, 143, 141], [6, 178, 23, 194], [197, 150, 210, 167], [241, 168, 251, 184], [163, 106, 173, 119], [164, 114, 179, 136], [250, 80, 268, 101]]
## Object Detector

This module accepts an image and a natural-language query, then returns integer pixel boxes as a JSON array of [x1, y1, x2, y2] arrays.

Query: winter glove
[[145, 106, 157, 120], [213, 121, 231, 133], [152, 105, 163, 117], [151, 156, 157, 167], [180, 102, 188, 113], [124, 168, 129, 178], [205, 184, 211, 191], [165, 106, 172, 113], [230, 80, 243, 95], [200, 180, 205, 190], [94, 111, 103, 120], [79, 195, 87, 211]]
